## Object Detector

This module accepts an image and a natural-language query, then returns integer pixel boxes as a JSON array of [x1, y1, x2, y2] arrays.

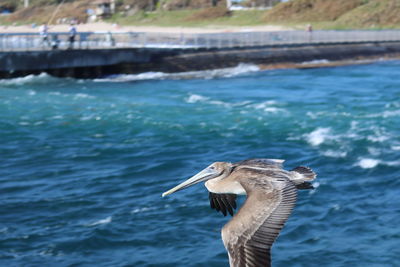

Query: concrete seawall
[[0, 48, 180, 78], [1, 42, 400, 78]]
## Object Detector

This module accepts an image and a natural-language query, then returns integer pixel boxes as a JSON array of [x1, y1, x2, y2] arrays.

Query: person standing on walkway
[[307, 24, 313, 43], [40, 23, 50, 48], [68, 23, 77, 49], [106, 31, 115, 47]]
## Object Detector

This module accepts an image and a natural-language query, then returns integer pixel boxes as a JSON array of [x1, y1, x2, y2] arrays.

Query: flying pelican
[[162, 159, 316, 267]]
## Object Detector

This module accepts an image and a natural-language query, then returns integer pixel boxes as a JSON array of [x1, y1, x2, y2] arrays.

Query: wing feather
[[222, 176, 297, 267], [209, 192, 237, 217], [234, 158, 285, 169]]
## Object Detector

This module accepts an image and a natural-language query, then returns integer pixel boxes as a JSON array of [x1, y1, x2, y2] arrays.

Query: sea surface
[[1, 61, 399, 267]]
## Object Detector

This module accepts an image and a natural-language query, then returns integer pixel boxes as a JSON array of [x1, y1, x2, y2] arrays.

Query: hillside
[[1, 0, 92, 24], [0, 0, 227, 25], [1, 0, 400, 29], [264, 0, 400, 29]]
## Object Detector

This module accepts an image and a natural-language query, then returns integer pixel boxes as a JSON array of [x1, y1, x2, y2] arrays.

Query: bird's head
[[162, 162, 233, 197]]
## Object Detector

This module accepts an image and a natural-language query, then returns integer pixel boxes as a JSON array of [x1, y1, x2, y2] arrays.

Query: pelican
[[162, 159, 316, 267]]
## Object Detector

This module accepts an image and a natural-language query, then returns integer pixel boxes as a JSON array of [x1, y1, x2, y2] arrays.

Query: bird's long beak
[[162, 167, 218, 197]]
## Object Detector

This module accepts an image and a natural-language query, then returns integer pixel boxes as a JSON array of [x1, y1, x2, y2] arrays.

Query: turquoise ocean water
[[1, 61, 399, 266]]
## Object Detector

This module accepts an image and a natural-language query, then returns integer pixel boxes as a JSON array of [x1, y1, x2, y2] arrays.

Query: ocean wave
[[322, 150, 348, 158], [95, 72, 167, 82], [356, 158, 380, 169], [185, 94, 208, 104], [364, 109, 400, 119], [304, 123, 395, 152], [131, 204, 172, 214], [95, 63, 260, 82], [391, 145, 400, 151], [131, 207, 157, 214], [386, 161, 400, 167], [306, 127, 332, 146], [251, 100, 286, 113], [184, 93, 232, 108], [367, 135, 390, 143], [355, 158, 400, 169], [184, 94, 287, 114], [382, 110, 400, 118], [86, 216, 112, 226], [80, 115, 102, 121], [0, 73, 59, 86], [1, 64, 260, 85], [74, 93, 95, 100]]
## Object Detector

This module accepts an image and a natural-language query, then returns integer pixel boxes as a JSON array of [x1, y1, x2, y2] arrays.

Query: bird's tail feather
[[295, 181, 314, 190], [289, 166, 317, 186]]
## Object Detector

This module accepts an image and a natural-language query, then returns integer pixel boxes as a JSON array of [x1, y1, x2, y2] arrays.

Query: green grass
[[0, 16, 11, 25], [107, 10, 267, 27], [105, 7, 400, 30]]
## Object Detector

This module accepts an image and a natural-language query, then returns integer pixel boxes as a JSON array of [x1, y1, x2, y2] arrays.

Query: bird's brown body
[[162, 159, 316, 267]]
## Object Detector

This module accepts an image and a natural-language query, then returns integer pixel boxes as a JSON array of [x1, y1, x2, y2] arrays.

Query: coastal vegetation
[[1, 0, 400, 29], [263, 0, 400, 29]]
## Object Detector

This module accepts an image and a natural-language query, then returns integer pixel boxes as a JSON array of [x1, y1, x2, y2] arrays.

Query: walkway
[[1, 30, 400, 51]]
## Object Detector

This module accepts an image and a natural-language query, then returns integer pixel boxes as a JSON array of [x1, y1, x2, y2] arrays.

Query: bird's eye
[[210, 166, 215, 170]]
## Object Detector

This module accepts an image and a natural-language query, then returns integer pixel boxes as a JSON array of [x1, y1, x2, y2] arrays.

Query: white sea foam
[[51, 115, 63, 120], [173, 63, 259, 80], [252, 100, 278, 109], [1, 73, 57, 86], [386, 160, 400, 166], [74, 93, 95, 99], [322, 150, 347, 158], [250, 100, 287, 114], [87, 216, 112, 226], [264, 107, 284, 113], [220, 63, 260, 77], [131, 204, 171, 214], [356, 158, 400, 169], [80, 115, 101, 121], [391, 145, 400, 151], [185, 93, 232, 108], [306, 111, 318, 119], [366, 129, 391, 143], [306, 127, 332, 146], [185, 94, 209, 103], [131, 207, 157, 214], [208, 100, 231, 107], [96, 72, 167, 82], [382, 110, 400, 118], [95, 63, 260, 82], [365, 109, 400, 119], [356, 158, 380, 169], [349, 121, 359, 132], [80, 116, 92, 121]]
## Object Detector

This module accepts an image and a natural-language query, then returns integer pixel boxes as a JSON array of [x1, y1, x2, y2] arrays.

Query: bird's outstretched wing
[[222, 175, 297, 267], [234, 158, 285, 169], [209, 192, 237, 216]]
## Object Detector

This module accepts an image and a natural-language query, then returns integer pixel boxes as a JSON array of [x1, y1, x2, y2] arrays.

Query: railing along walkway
[[1, 30, 400, 52]]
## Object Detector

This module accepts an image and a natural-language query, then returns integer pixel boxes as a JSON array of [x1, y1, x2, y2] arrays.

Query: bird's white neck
[[205, 179, 246, 195]]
